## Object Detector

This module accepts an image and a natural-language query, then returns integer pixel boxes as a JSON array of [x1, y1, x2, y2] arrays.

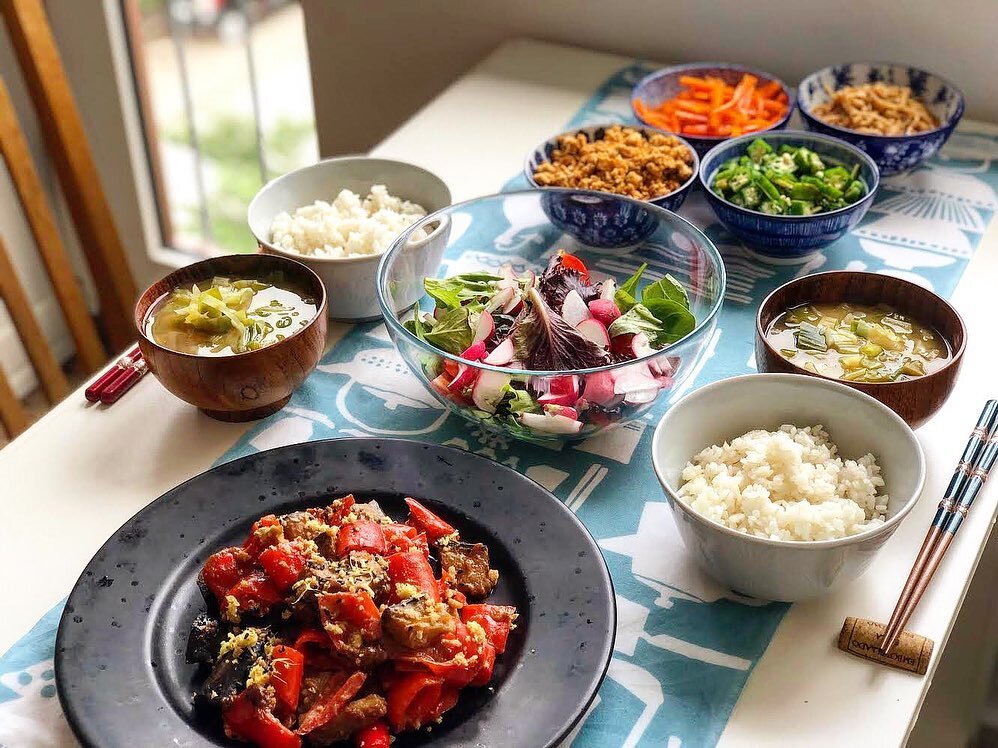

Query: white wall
[[303, 0, 996, 156]]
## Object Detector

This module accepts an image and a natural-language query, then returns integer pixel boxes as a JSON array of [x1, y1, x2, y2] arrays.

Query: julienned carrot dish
[[187, 494, 518, 748], [635, 73, 789, 138]]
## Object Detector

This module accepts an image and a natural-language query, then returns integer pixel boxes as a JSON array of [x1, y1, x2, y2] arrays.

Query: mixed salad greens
[[403, 251, 696, 438], [710, 138, 868, 215]]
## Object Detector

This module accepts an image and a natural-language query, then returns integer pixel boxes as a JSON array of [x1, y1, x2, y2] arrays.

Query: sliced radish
[[473, 310, 495, 344], [443, 358, 459, 378], [612, 365, 661, 405], [486, 287, 515, 313], [583, 371, 616, 406], [502, 292, 524, 315], [471, 370, 511, 413], [575, 318, 610, 348], [433, 307, 446, 320], [536, 375, 580, 406], [519, 412, 584, 435], [483, 338, 514, 366], [631, 332, 655, 358], [448, 364, 478, 393], [550, 375, 580, 397], [461, 341, 487, 361], [542, 404, 579, 419], [600, 277, 617, 300], [588, 298, 621, 327], [499, 264, 518, 282], [561, 290, 592, 327], [522, 269, 536, 290]]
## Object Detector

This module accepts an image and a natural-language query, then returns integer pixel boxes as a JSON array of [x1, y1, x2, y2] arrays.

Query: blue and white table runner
[[4, 62, 998, 748]]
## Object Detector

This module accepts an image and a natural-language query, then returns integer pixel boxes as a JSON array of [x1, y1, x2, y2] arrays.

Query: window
[[121, 0, 317, 256]]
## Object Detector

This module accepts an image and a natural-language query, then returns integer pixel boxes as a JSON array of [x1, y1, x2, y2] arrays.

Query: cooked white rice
[[678, 424, 888, 541], [269, 184, 427, 259]]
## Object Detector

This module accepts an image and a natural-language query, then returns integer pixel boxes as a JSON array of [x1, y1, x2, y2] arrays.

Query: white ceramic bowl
[[651, 373, 925, 601], [248, 157, 452, 321]]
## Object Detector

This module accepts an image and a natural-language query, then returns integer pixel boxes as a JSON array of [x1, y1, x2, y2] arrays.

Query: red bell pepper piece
[[557, 250, 590, 282], [396, 620, 482, 687], [228, 571, 283, 615], [327, 494, 357, 525], [382, 523, 418, 554], [258, 540, 309, 591], [223, 691, 301, 748], [336, 520, 388, 557], [293, 629, 328, 652], [297, 671, 366, 735], [470, 642, 496, 686], [200, 547, 251, 601], [386, 551, 440, 603], [270, 645, 304, 717], [404, 498, 455, 543], [355, 720, 391, 748], [461, 604, 517, 654], [386, 672, 444, 732], [317, 591, 383, 643], [243, 514, 282, 557]]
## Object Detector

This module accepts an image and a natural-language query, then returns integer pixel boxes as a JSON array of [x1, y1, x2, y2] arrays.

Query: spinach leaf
[[424, 273, 501, 309], [423, 305, 475, 354], [614, 262, 647, 313], [607, 303, 664, 343], [645, 298, 696, 343], [642, 273, 689, 306]]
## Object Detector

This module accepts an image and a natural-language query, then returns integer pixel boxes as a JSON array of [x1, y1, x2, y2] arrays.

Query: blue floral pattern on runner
[[4, 62, 998, 748]]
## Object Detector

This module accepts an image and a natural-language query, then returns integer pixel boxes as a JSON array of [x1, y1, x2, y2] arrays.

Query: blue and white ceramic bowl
[[798, 62, 964, 175], [631, 62, 795, 156], [525, 124, 699, 247], [698, 130, 879, 264]]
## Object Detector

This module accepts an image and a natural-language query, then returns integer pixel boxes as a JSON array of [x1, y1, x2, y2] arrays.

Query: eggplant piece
[[185, 612, 227, 665], [193, 636, 265, 714]]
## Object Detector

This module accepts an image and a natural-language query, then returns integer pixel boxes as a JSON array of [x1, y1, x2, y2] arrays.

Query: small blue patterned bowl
[[525, 124, 698, 247], [631, 62, 795, 156], [798, 62, 964, 175], [698, 130, 879, 264]]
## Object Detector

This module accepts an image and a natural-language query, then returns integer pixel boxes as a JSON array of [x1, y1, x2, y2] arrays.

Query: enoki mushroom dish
[[186, 494, 518, 748]]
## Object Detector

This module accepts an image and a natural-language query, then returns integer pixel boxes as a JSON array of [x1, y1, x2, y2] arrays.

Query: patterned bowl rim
[[697, 129, 881, 221], [651, 372, 927, 550], [522, 122, 700, 203], [796, 61, 966, 141], [629, 61, 796, 143], [376, 187, 727, 377]]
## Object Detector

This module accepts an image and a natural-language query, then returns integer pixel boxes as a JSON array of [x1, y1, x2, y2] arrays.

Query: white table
[[3, 39, 997, 747]]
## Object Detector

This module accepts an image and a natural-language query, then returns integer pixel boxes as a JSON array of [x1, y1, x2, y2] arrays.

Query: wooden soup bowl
[[755, 271, 966, 429], [135, 254, 327, 421]]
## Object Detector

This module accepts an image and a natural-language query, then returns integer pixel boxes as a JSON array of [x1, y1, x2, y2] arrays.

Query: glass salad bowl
[[376, 189, 726, 445]]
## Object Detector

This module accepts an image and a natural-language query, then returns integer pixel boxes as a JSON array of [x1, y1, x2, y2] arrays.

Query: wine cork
[[838, 617, 933, 675]]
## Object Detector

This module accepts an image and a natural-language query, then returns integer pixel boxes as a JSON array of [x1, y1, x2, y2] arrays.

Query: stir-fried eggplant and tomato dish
[[187, 495, 517, 748], [405, 250, 695, 438]]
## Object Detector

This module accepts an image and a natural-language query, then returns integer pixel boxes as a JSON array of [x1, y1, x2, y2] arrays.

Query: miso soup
[[146, 275, 317, 356], [766, 302, 949, 383]]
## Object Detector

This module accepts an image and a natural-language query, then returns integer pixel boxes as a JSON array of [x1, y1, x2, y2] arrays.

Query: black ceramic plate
[[56, 439, 615, 747]]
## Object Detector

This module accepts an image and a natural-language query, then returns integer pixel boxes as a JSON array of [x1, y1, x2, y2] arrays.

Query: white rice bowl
[[269, 184, 427, 259], [678, 424, 888, 541]]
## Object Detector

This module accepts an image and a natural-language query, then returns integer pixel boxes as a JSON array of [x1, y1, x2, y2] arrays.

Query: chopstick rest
[[838, 617, 933, 675]]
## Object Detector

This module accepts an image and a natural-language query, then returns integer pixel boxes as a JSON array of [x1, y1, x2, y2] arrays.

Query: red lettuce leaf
[[536, 254, 601, 310], [511, 288, 612, 370]]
